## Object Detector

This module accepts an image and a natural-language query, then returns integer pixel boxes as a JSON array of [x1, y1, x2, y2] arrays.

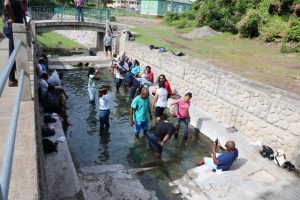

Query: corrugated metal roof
[[166, 0, 192, 4]]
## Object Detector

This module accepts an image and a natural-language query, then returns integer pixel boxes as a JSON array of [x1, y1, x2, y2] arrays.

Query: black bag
[[260, 145, 274, 160], [282, 161, 296, 172], [41, 125, 55, 137], [42, 139, 58, 154], [44, 115, 57, 123]]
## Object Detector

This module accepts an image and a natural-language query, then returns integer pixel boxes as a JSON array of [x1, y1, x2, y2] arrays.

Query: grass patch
[[0, 18, 3, 30], [37, 31, 81, 49], [131, 24, 300, 95]]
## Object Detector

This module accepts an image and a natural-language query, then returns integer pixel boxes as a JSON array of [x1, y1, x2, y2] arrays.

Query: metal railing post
[[12, 24, 32, 101]]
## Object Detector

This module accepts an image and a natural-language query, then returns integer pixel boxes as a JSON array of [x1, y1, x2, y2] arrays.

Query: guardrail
[[0, 24, 32, 200], [29, 6, 111, 22]]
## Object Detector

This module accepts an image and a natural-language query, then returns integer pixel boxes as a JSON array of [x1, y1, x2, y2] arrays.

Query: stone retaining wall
[[119, 34, 300, 165]]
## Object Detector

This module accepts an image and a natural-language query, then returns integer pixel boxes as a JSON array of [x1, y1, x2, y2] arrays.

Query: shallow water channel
[[63, 69, 213, 199]]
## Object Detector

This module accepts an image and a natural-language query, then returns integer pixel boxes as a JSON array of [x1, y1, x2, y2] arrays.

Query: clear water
[[63, 69, 213, 200]]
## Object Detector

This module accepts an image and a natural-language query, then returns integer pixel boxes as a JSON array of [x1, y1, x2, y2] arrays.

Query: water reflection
[[98, 130, 111, 162]]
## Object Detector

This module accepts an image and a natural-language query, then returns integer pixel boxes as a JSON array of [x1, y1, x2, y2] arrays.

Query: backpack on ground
[[41, 124, 55, 137], [44, 114, 57, 123], [42, 139, 58, 153], [159, 47, 166, 53], [172, 51, 185, 56], [274, 149, 286, 167], [259, 145, 274, 160], [282, 161, 296, 172]]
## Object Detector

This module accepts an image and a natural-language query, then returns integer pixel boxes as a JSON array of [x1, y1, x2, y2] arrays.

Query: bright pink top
[[75, 0, 84, 7], [146, 71, 154, 83], [165, 81, 172, 95], [176, 99, 190, 118]]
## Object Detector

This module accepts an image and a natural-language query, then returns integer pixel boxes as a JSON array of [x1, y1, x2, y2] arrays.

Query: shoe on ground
[[8, 80, 18, 87]]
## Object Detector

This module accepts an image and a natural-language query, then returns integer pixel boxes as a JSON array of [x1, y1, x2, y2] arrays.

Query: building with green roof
[[140, 0, 192, 17]]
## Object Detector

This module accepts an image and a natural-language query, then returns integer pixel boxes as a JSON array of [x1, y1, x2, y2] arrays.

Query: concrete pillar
[[96, 32, 105, 51], [12, 23, 32, 101]]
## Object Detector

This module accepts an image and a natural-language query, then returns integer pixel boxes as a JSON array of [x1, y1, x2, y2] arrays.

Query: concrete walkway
[[0, 39, 38, 199], [165, 96, 300, 199]]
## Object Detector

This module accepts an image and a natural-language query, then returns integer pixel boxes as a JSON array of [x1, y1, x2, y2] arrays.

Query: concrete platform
[[43, 118, 82, 200], [0, 39, 38, 199], [48, 55, 111, 67], [160, 90, 300, 200]]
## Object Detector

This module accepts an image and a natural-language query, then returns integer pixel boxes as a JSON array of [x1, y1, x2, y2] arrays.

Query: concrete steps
[[79, 164, 158, 200]]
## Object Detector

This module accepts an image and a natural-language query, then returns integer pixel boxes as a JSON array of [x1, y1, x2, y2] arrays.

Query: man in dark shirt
[[147, 121, 179, 158], [3, 0, 26, 87], [124, 71, 140, 99]]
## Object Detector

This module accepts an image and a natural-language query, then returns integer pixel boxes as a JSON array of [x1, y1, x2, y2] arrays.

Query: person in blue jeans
[[74, 0, 84, 22], [125, 71, 141, 99], [147, 120, 179, 158], [98, 85, 111, 130], [130, 87, 152, 138], [198, 140, 238, 171], [3, 0, 26, 87]]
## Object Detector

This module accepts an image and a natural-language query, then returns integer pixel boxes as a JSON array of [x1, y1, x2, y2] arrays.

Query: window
[[167, 4, 171, 11]]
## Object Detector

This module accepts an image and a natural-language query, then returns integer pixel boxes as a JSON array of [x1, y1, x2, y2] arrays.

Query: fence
[[29, 6, 111, 22], [0, 24, 32, 200]]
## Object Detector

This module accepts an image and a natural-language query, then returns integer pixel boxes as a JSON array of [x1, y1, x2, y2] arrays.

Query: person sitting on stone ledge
[[198, 140, 238, 171]]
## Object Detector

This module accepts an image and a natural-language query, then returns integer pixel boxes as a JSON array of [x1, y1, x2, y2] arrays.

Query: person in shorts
[[130, 87, 152, 138], [103, 31, 113, 59], [147, 120, 179, 157], [198, 140, 238, 171], [152, 82, 168, 121]]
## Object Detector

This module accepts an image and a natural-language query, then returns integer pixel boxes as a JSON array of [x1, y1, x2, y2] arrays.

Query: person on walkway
[[130, 60, 141, 77], [171, 92, 192, 140], [130, 87, 152, 138], [87, 67, 96, 104], [147, 120, 179, 158], [198, 140, 238, 171], [146, 66, 154, 83], [98, 85, 111, 130], [157, 74, 172, 98], [74, 0, 84, 22], [152, 81, 168, 121], [37, 57, 48, 77], [48, 70, 68, 99], [38, 73, 49, 96], [3, 0, 27, 87], [103, 31, 113, 59]]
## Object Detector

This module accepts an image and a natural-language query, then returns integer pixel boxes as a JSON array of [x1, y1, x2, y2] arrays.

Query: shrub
[[237, 9, 261, 38], [259, 16, 288, 42], [285, 19, 300, 42], [110, 16, 116, 22], [280, 42, 300, 53]]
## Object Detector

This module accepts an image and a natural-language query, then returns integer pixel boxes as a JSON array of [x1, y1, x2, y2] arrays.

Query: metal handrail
[[0, 37, 25, 200], [0, 41, 22, 96]]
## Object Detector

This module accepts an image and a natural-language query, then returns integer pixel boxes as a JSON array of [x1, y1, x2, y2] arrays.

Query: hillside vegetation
[[163, 0, 300, 53]]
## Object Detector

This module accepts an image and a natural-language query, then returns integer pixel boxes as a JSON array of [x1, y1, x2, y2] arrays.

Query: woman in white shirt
[[98, 85, 111, 129], [88, 67, 96, 103], [152, 81, 168, 121]]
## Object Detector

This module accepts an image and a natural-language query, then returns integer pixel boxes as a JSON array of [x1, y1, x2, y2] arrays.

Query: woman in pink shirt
[[171, 92, 192, 140]]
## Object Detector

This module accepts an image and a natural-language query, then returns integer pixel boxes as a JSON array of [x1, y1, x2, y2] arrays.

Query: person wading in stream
[[98, 85, 111, 130], [147, 118, 179, 158], [130, 87, 152, 138], [87, 67, 96, 104], [3, 0, 27, 87]]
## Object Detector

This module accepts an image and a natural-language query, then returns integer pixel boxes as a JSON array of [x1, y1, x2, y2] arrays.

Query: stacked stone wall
[[120, 34, 300, 162]]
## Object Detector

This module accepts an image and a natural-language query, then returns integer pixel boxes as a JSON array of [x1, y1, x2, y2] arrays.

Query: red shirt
[[165, 81, 172, 95], [146, 71, 154, 83]]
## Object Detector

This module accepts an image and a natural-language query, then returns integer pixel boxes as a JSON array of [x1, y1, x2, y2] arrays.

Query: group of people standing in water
[[87, 51, 193, 158]]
